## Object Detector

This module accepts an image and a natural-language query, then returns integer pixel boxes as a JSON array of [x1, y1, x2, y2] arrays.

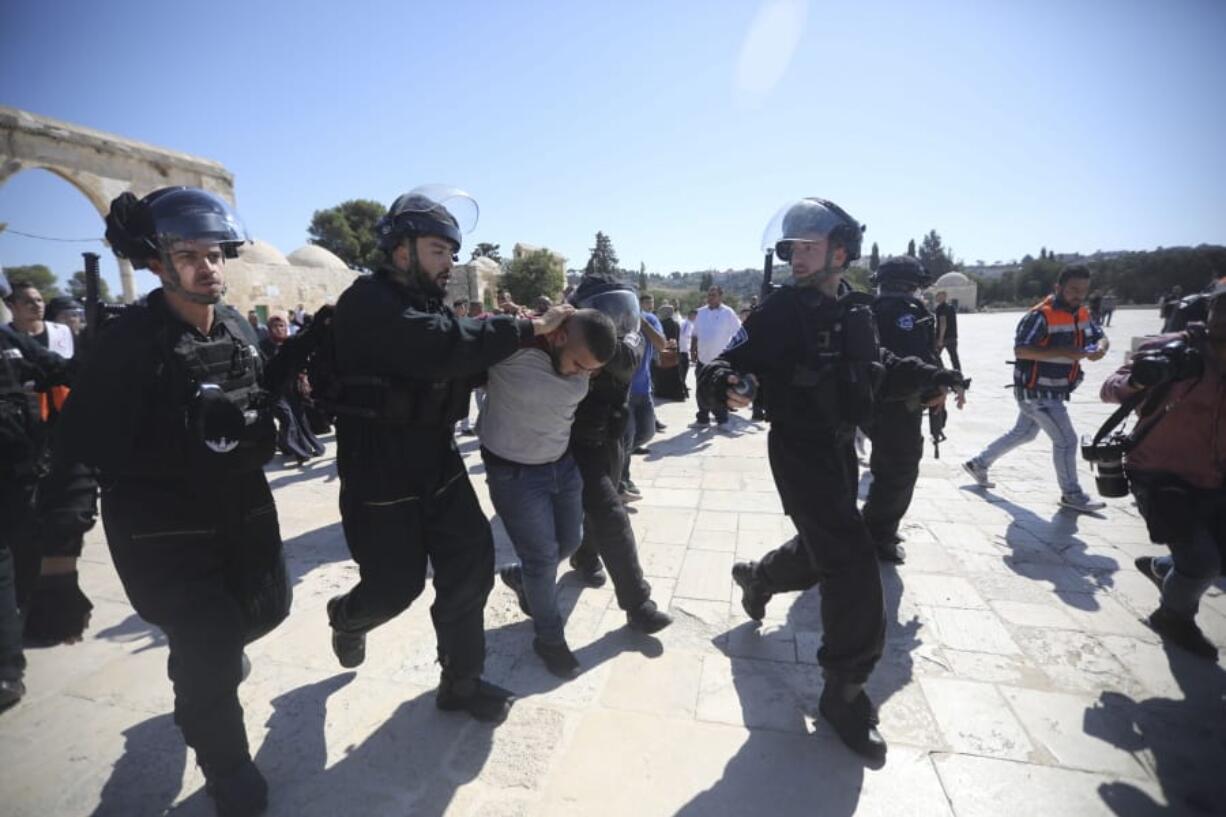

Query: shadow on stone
[[675, 558, 917, 815], [89, 713, 186, 817], [93, 612, 166, 653], [265, 456, 338, 492], [974, 487, 1115, 608], [1086, 643, 1226, 816]]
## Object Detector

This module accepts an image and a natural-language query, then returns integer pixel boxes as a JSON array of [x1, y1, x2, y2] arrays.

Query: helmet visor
[[399, 185, 480, 235], [575, 289, 641, 337]]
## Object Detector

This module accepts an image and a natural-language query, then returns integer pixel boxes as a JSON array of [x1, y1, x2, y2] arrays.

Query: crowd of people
[[1, 184, 1222, 817]]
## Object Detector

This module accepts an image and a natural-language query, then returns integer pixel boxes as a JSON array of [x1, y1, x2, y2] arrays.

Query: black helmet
[[376, 185, 478, 254], [762, 198, 864, 266], [570, 275, 641, 337], [46, 296, 84, 321], [105, 187, 248, 270], [871, 255, 933, 290]]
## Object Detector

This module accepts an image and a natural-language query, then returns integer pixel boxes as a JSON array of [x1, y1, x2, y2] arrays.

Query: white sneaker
[[961, 460, 994, 488], [1060, 493, 1107, 513]]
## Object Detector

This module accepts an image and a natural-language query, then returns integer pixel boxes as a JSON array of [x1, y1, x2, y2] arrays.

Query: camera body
[[1080, 430, 1132, 498], [1130, 336, 1204, 388]]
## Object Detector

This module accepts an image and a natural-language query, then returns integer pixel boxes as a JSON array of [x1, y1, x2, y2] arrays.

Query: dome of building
[[288, 244, 350, 270], [934, 271, 971, 287], [236, 239, 289, 266]]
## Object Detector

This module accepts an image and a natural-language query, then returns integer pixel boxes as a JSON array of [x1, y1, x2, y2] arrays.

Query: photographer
[[1099, 282, 1225, 661]]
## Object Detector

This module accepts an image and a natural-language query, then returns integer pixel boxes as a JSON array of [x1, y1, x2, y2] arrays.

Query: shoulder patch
[[895, 313, 916, 331], [723, 325, 749, 353]]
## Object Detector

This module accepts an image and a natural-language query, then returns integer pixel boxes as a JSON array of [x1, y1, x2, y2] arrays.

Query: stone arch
[[0, 106, 235, 303]]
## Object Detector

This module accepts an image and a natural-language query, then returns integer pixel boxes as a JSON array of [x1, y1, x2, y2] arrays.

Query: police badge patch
[[722, 325, 749, 353], [896, 314, 915, 331]]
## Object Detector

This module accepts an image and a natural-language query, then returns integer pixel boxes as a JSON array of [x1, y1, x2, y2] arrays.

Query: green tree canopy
[[68, 269, 112, 303], [869, 242, 880, 272], [3, 264, 60, 299], [918, 229, 955, 279], [906, 239, 916, 257], [584, 231, 620, 277], [307, 199, 387, 272], [698, 271, 714, 292], [471, 242, 502, 263], [502, 248, 565, 305]]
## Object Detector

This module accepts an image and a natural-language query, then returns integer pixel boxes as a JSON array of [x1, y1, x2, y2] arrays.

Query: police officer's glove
[[23, 571, 93, 645], [931, 369, 969, 391]]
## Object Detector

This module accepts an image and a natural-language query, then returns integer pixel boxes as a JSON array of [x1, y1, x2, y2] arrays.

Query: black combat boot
[[436, 675, 515, 722], [1148, 607, 1218, 661], [819, 680, 887, 763], [626, 599, 673, 633], [731, 561, 772, 621], [569, 555, 607, 588], [533, 638, 580, 678], [326, 596, 365, 669], [202, 758, 268, 817], [873, 533, 906, 565], [0, 677, 25, 711]]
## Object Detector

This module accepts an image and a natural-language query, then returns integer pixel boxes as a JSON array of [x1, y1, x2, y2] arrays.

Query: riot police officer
[[862, 256, 966, 563], [701, 198, 959, 762], [565, 273, 673, 633], [324, 186, 573, 722], [54, 188, 290, 817]]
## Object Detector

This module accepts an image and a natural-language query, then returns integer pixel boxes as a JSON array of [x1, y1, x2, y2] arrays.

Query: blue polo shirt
[[631, 312, 663, 396]]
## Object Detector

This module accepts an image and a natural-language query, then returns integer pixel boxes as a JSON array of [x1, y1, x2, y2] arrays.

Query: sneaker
[[1059, 493, 1107, 513], [460, 427, 478, 437], [632, 446, 650, 455], [1134, 556, 1167, 592], [0, 678, 25, 711], [499, 565, 531, 617], [819, 685, 887, 762], [961, 459, 994, 489], [691, 414, 710, 428], [626, 600, 673, 634], [874, 540, 906, 565], [569, 556, 607, 588], [203, 759, 268, 817], [731, 561, 772, 621], [436, 676, 515, 722], [1147, 607, 1219, 661], [619, 481, 643, 503], [533, 638, 580, 678], [326, 596, 366, 669], [654, 420, 667, 432]]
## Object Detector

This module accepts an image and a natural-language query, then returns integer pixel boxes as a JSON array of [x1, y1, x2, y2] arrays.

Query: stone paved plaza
[[2, 308, 1223, 817]]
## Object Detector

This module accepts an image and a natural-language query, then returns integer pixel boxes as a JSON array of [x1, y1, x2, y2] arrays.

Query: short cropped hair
[[568, 308, 618, 364], [1057, 264, 1092, 286], [5, 280, 38, 302]]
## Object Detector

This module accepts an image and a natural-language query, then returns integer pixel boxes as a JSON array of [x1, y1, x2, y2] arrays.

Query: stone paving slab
[[2, 309, 1224, 816]]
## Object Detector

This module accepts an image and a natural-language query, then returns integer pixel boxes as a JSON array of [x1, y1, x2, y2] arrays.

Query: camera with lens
[[1130, 336, 1204, 388], [1080, 430, 1132, 498]]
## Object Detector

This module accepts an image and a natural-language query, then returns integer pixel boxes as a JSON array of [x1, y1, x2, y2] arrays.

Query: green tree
[[869, 242, 880, 272], [307, 199, 387, 272], [3, 264, 60, 299], [68, 269, 112, 302], [699, 271, 714, 292], [1039, 247, 1048, 260], [906, 239, 916, 257], [470, 242, 502, 263], [502, 248, 565, 305], [583, 231, 620, 276], [637, 262, 648, 292], [918, 229, 955, 279]]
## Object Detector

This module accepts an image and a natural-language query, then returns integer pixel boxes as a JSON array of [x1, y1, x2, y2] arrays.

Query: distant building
[[928, 271, 978, 312]]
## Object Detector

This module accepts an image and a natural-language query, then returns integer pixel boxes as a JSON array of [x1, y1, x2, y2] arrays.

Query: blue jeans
[[974, 396, 1084, 497], [486, 454, 584, 644], [621, 392, 656, 486]]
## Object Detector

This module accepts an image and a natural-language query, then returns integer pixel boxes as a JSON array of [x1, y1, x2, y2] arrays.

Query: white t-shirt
[[678, 318, 694, 356], [46, 321, 74, 359], [692, 303, 741, 364]]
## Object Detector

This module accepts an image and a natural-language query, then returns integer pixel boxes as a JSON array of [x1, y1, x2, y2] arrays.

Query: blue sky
[[2, 0, 1224, 297]]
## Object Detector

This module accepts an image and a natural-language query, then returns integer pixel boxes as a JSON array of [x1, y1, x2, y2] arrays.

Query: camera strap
[[1091, 380, 1178, 453]]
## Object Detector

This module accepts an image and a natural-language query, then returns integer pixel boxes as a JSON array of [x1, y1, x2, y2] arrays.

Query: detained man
[[481, 309, 618, 676]]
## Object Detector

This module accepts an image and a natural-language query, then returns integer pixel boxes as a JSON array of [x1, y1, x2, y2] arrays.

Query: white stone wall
[[222, 260, 358, 315]]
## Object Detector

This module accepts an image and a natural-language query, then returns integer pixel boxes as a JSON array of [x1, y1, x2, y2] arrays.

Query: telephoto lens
[[1091, 458, 1130, 498]]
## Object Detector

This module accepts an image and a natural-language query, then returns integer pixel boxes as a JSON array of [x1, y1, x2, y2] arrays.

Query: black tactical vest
[[788, 288, 883, 427]]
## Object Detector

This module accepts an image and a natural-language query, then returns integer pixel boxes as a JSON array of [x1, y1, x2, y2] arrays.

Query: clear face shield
[[390, 185, 480, 261], [575, 289, 641, 338]]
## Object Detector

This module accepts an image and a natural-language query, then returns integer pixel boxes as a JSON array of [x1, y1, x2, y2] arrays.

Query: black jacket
[[331, 269, 533, 489], [571, 332, 644, 448]]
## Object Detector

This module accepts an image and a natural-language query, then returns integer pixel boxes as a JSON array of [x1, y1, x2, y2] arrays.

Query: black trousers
[[939, 339, 961, 373], [569, 439, 652, 612], [330, 447, 494, 680], [103, 470, 290, 772], [0, 476, 36, 683], [861, 402, 924, 544], [694, 363, 729, 423], [678, 353, 691, 399], [755, 430, 884, 684]]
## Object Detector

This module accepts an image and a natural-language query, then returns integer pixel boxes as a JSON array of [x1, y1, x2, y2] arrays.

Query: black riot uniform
[[0, 322, 74, 707], [54, 188, 289, 814], [323, 187, 531, 720], [703, 197, 959, 761], [564, 276, 671, 632], [861, 257, 951, 563]]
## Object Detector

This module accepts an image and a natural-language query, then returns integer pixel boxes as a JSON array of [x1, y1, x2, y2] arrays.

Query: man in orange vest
[[963, 265, 1110, 512]]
